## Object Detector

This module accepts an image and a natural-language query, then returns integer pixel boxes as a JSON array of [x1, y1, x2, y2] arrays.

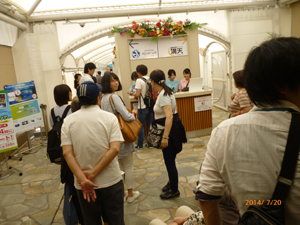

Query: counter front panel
[[176, 94, 212, 132]]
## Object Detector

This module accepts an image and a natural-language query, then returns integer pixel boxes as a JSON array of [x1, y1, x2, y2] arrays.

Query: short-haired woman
[[230, 70, 252, 118], [165, 69, 180, 93], [150, 70, 187, 199], [179, 68, 191, 92], [50, 84, 84, 225], [101, 72, 140, 203]]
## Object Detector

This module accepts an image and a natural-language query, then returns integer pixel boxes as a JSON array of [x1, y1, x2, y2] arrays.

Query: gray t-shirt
[[154, 89, 177, 120]]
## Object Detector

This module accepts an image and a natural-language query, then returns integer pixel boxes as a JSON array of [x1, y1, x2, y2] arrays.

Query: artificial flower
[[111, 17, 207, 41]]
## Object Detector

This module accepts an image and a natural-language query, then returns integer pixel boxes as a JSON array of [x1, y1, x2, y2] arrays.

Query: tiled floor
[[0, 107, 229, 225]]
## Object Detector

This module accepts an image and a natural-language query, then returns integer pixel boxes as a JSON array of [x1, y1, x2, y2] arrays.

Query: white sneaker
[[127, 191, 140, 203], [124, 191, 128, 203]]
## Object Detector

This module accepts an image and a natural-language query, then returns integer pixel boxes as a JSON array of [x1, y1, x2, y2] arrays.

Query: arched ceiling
[[2, 0, 290, 68]]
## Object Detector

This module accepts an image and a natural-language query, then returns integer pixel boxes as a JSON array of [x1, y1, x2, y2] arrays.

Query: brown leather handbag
[[109, 95, 142, 143]]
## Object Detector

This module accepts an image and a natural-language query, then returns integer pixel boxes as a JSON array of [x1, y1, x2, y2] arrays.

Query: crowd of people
[[49, 37, 300, 225]]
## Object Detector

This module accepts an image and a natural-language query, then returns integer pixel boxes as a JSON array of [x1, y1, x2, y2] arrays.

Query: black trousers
[[162, 140, 179, 192], [77, 180, 124, 225]]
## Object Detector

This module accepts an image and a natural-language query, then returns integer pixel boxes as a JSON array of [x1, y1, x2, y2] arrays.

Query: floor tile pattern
[[0, 107, 229, 225]]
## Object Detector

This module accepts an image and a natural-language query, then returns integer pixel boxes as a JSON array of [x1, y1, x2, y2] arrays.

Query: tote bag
[[109, 95, 142, 143]]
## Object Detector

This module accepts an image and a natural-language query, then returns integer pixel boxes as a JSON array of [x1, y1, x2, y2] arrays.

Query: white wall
[[229, 8, 291, 72], [0, 21, 18, 46], [12, 23, 63, 128]]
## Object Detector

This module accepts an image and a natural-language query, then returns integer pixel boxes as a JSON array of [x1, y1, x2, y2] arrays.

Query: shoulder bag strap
[[186, 81, 190, 88], [61, 105, 71, 120], [109, 94, 117, 115], [272, 112, 300, 201]]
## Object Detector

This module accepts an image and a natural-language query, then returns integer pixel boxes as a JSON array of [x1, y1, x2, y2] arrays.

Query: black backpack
[[140, 77, 155, 109], [47, 105, 71, 163]]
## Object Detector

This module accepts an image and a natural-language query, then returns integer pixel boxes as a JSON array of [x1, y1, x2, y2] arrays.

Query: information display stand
[[3, 81, 45, 158]]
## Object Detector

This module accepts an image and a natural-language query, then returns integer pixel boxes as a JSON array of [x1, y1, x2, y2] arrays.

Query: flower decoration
[[111, 17, 207, 42], [113, 46, 117, 58]]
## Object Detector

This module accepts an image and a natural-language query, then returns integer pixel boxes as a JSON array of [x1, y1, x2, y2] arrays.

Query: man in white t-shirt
[[133, 64, 153, 149], [61, 81, 125, 225], [80, 62, 97, 84]]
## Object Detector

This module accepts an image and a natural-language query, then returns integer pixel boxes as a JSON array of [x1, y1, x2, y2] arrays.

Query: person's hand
[[127, 90, 130, 94], [171, 216, 188, 225], [79, 179, 99, 202], [83, 170, 96, 181], [132, 109, 137, 118], [161, 138, 168, 148], [231, 93, 236, 100]]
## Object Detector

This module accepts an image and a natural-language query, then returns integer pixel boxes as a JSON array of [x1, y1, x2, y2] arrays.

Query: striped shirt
[[230, 89, 252, 114]]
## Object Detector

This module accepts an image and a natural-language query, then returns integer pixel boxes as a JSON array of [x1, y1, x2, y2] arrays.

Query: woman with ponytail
[[150, 69, 187, 200]]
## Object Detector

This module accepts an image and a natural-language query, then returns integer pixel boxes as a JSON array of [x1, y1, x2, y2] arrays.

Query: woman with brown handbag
[[101, 72, 140, 203]]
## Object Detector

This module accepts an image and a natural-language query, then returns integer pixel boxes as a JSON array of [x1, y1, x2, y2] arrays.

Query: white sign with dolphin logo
[[129, 39, 158, 60]]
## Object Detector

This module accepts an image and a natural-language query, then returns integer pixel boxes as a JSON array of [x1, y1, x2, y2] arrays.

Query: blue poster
[[4, 81, 44, 134], [0, 90, 18, 153]]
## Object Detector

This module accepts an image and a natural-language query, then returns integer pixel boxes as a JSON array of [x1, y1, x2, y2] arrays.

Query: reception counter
[[129, 90, 213, 138]]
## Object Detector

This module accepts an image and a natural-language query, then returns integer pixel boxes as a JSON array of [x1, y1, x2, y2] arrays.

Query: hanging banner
[[4, 81, 44, 134], [158, 35, 188, 58], [129, 39, 158, 60], [194, 95, 212, 112], [0, 90, 18, 153]]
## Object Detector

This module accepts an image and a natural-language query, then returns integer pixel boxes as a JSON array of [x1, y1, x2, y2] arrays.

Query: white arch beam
[[29, 1, 276, 22], [27, 0, 42, 16], [0, 4, 27, 21], [76, 38, 115, 60], [87, 46, 113, 62], [98, 58, 113, 64], [95, 55, 114, 64], [0, 12, 27, 30], [95, 55, 114, 63], [90, 49, 113, 62]]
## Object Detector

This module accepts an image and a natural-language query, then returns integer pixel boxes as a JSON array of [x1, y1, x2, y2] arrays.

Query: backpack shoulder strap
[[61, 105, 71, 120], [141, 77, 146, 83], [51, 108, 56, 122]]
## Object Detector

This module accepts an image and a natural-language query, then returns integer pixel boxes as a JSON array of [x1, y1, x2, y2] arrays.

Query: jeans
[[137, 107, 153, 147], [162, 140, 179, 192]]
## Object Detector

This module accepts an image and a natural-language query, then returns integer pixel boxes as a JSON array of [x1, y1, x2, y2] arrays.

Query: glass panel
[[211, 52, 226, 79], [213, 80, 226, 108]]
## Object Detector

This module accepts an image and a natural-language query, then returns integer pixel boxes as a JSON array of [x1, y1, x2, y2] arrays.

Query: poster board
[[0, 90, 18, 153], [4, 81, 44, 134], [194, 96, 212, 112]]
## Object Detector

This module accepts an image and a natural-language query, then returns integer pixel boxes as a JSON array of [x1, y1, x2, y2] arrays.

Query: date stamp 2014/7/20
[[245, 200, 282, 206]]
